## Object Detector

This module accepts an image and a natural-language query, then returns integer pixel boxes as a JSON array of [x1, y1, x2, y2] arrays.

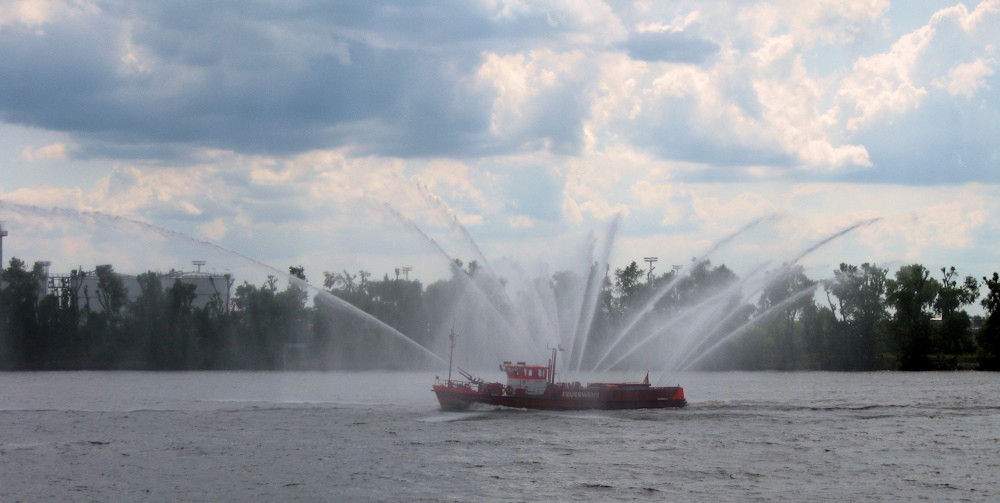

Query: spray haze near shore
[[1, 197, 881, 374]]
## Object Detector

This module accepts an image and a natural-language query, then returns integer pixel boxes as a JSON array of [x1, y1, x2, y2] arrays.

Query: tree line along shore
[[1, 256, 998, 371]]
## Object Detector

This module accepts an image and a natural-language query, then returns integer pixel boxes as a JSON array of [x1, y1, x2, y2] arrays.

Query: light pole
[[644, 257, 658, 283]]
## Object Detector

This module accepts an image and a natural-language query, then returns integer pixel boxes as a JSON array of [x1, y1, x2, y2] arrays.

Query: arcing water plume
[[676, 285, 820, 373], [789, 218, 882, 264], [412, 186, 536, 345], [415, 183, 492, 271], [0, 200, 449, 367], [490, 258, 560, 348], [593, 214, 780, 370], [592, 260, 772, 373], [668, 219, 880, 373], [654, 261, 775, 371], [662, 265, 805, 373], [559, 231, 598, 363], [371, 200, 541, 360], [569, 213, 620, 371], [370, 195, 620, 374], [593, 217, 878, 374]]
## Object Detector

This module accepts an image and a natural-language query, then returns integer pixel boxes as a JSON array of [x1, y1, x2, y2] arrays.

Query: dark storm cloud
[[0, 15, 123, 130], [0, 1, 613, 161], [620, 30, 719, 63]]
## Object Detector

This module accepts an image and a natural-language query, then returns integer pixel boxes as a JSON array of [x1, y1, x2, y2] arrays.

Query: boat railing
[[586, 381, 652, 388], [433, 378, 475, 390]]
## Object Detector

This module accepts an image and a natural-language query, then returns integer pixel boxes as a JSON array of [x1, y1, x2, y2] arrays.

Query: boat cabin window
[[504, 365, 547, 379]]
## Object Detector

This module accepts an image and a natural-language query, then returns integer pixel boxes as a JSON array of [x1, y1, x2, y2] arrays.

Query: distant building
[[46, 268, 233, 312]]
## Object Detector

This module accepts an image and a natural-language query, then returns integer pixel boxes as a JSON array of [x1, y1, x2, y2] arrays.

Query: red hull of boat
[[432, 383, 686, 411]]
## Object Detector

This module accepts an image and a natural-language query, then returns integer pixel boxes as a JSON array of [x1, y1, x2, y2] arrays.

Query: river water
[[1, 370, 997, 501]]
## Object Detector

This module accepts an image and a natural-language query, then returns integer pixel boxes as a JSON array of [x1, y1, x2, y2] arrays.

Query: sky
[[0, 0, 998, 289]]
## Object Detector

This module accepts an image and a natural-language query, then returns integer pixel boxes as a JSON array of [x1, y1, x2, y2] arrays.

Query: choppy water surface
[[1, 371, 998, 501]]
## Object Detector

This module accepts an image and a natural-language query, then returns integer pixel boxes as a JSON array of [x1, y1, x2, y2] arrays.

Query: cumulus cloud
[[773, 0, 890, 46], [82, 164, 222, 220], [836, 25, 934, 131], [0, 185, 86, 208], [940, 57, 995, 97], [834, 0, 998, 130], [507, 214, 536, 229], [0, 0, 995, 185], [834, 0, 1000, 183], [414, 160, 488, 208], [20, 142, 67, 161], [630, 180, 691, 226], [0, 0, 98, 28], [579, 0, 891, 174], [0, 0, 52, 27], [560, 156, 632, 223], [197, 218, 227, 240], [0, 0, 632, 161], [476, 49, 598, 154]]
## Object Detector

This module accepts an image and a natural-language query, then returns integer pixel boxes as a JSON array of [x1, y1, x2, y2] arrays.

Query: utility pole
[[400, 266, 413, 281], [643, 256, 658, 283], [0, 222, 8, 269]]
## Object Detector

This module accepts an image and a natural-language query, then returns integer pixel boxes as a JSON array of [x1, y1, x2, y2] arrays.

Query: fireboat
[[431, 339, 686, 411]]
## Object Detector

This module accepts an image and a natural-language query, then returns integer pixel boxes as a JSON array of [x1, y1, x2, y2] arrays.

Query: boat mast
[[447, 329, 455, 383], [548, 345, 563, 385]]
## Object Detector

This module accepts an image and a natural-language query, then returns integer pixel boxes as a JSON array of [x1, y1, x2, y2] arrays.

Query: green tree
[[656, 260, 739, 318], [196, 275, 233, 368], [35, 288, 79, 368], [82, 264, 130, 367], [230, 277, 311, 369], [0, 258, 46, 368], [94, 264, 128, 325], [798, 303, 840, 369], [230, 281, 275, 368], [165, 279, 199, 368], [933, 267, 978, 356], [129, 271, 166, 368], [757, 265, 816, 369], [979, 272, 1000, 369], [825, 263, 889, 369], [465, 260, 480, 277], [886, 264, 938, 370], [612, 261, 645, 319]]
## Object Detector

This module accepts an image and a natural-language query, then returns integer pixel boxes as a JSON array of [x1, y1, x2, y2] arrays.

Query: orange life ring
[[505, 386, 514, 395]]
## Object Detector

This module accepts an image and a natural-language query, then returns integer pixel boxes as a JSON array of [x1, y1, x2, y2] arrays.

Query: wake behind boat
[[432, 345, 686, 411]]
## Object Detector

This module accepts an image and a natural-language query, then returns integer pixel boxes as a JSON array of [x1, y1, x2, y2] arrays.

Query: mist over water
[[0, 200, 448, 368], [374, 204, 878, 383], [0, 199, 881, 377]]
